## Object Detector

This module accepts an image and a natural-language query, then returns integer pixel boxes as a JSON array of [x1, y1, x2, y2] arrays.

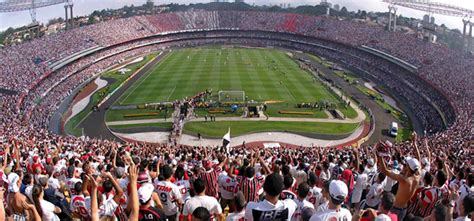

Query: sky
[[0, 0, 473, 31]]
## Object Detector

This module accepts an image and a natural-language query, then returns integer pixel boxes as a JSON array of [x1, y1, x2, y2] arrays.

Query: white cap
[[375, 214, 391, 221], [421, 157, 429, 166], [8, 172, 20, 193], [138, 183, 154, 203], [342, 163, 348, 170], [405, 157, 420, 171], [329, 180, 348, 201], [367, 158, 375, 166]]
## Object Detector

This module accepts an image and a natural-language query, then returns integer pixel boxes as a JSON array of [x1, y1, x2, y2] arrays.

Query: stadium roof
[[383, 0, 474, 17], [0, 0, 67, 12]]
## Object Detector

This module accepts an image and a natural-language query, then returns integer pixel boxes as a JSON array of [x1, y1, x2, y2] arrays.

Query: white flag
[[222, 128, 230, 153]]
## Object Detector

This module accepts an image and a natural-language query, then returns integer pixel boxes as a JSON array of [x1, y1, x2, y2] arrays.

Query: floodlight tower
[[320, 0, 331, 16], [382, 0, 474, 51], [387, 3, 398, 31], [30, 0, 38, 23], [64, 0, 74, 29], [0, 0, 69, 25], [462, 16, 472, 51]]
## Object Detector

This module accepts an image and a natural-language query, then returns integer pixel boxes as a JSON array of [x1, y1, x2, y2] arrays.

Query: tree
[[87, 16, 98, 25], [339, 6, 349, 17]]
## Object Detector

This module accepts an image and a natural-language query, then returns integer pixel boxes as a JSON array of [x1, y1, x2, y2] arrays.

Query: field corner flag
[[222, 128, 230, 154]]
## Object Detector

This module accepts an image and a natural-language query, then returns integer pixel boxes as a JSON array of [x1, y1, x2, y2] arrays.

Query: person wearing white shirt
[[352, 164, 368, 208], [98, 172, 125, 219], [328, 155, 336, 173], [154, 165, 183, 221], [31, 184, 61, 221], [183, 178, 223, 221], [320, 162, 331, 182], [419, 157, 430, 187], [315, 180, 331, 214], [364, 158, 378, 184], [366, 173, 386, 209], [245, 173, 297, 221], [306, 173, 323, 209], [309, 180, 352, 221], [456, 175, 473, 215], [218, 171, 237, 211], [174, 166, 192, 202], [292, 183, 315, 221], [454, 195, 473, 221], [66, 175, 82, 195], [48, 175, 60, 190]]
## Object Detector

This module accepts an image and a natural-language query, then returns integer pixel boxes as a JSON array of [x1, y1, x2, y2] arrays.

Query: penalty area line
[[166, 86, 176, 102]]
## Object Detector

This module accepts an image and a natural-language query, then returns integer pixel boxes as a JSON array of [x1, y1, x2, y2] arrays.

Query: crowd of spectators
[[0, 10, 472, 220], [0, 119, 471, 220]]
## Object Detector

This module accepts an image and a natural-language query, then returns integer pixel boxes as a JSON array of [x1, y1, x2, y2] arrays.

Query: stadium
[[0, 1, 472, 221]]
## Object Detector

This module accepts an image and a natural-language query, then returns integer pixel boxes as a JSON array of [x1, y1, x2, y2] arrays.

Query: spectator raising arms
[[0, 9, 472, 221]]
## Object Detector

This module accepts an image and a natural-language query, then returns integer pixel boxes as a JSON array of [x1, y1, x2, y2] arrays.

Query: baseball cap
[[405, 157, 420, 171], [8, 172, 20, 193], [367, 158, 375, 166], [375, 214, 391, 221], [137, 172, 149, 184], [421, 157, 429, 166], [329, 180, 348, 202], [138, 183, 154, 204]]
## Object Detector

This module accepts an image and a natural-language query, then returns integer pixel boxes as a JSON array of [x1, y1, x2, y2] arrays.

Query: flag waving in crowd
[[222, 128, 231, 154]]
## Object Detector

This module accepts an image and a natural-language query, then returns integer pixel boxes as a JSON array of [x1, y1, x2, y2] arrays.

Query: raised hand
[[22, 200, 35, 210], [86, 175, 98, 189], [129, 164, 139, 182]]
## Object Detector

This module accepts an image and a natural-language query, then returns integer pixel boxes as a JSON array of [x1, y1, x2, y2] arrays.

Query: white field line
[[166, 86, 177, 102], [119, 53, 171, 105]]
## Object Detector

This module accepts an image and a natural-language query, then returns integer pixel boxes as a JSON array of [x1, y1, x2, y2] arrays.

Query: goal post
[[218, 90, 246, 102]]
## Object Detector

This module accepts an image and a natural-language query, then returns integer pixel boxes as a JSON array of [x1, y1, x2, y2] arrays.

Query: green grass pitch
[[184, 121, 359, 138], [118, 48, 339, 105]]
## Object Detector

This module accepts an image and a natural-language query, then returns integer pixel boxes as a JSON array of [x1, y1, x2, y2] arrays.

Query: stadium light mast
[[64, 0, 74, 29], [320, 0, 331, 16], [383, 0, 474, 51], [387, 3, 398, 31], [0, 0, 68, 25], [29, 0, 37, 23]]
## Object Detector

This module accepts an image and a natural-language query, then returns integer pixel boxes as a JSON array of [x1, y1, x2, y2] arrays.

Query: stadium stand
[[0, 11, 472, 220]]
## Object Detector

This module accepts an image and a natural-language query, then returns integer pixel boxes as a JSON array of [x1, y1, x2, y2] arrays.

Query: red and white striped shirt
[[198, 166, 222, 198], [236, 175, 265, 202]]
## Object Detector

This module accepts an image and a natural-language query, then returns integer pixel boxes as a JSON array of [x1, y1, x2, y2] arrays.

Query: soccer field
[[118, 48, 339, 105]]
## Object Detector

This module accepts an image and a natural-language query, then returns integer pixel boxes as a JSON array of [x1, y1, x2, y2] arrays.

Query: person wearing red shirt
[[31, 156, 44, 175], [198, 159, 226, 199]]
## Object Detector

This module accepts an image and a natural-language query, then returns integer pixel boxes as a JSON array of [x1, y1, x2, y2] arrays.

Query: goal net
[[218, 90, 246, 102]]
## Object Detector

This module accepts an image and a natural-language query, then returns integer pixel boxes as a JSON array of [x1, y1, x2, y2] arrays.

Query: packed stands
[[0, 11, 472, 221]]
